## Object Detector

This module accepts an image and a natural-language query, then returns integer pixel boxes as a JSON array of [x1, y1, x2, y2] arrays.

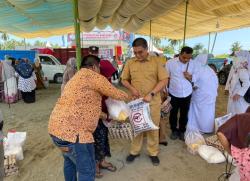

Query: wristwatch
[[150, 92, 155, 97]]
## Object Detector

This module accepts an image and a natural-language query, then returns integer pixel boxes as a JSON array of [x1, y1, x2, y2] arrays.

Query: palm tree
[[193, 43, 204, 55], [168, 39, 182, 52], [152, 36, 161, 48], [231, 41, 242, 52], [1, 32, 9, 41], [1, 32, 9, 49]]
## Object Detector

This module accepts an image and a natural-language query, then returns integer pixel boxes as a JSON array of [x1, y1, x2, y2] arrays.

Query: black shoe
[[179, 132, 185, 141], [126, 154, 140, 163], [149, 156, 160, 166], [170, 131, 179, 140], [159, 141, 168, 146]]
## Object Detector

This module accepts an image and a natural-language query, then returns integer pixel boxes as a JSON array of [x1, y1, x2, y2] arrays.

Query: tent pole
[[208, 32, 211, 54], [211, 32, 218, 54], [183, 0, 189, 47], [149, 20, 152, 51], [72, 0, 81, 70]]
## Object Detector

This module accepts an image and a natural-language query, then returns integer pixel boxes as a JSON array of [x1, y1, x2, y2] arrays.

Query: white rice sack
[[105, 98, 130, 121], [198, 145, 226, 164], [127, 99, 158, 136]]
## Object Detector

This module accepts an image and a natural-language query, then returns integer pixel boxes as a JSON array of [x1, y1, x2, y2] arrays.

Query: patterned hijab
[[15, 61, 34, 79]]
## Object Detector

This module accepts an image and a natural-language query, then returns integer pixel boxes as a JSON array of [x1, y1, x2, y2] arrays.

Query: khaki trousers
[[130, 104, 161, 156]]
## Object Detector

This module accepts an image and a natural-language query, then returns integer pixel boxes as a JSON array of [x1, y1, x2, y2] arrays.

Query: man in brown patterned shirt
[[48, 55, 128, 181]]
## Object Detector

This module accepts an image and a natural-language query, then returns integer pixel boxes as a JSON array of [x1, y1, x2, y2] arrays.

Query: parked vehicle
[[0, 50, 66, 84], [207, 58, 230, 72], [38, 54, 66, 83]]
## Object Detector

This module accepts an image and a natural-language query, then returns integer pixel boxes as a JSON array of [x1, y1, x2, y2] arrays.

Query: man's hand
[[143, 94, 153, 103], [100, 112, 108, 120], [131, 88, 140, 99], [232, 94, 241, 102], [183, 71, 192, 81]]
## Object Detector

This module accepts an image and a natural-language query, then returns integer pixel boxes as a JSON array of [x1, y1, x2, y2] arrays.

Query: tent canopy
[[1, 0, 250, 39]]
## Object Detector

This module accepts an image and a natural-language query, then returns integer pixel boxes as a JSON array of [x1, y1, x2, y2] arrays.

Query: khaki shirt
[[121, 55, 169, 105]]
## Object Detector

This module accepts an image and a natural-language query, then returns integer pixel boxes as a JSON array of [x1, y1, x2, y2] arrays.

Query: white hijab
[[226, 50, 250, 93], [194, 54, 208, 66]]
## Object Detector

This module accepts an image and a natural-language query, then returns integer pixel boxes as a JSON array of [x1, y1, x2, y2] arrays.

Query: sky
[[7, 27, 250, 56]]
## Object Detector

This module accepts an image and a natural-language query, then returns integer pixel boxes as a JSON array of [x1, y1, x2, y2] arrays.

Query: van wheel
[[54, 74, 63, 84], [218, 72, 227, 85]]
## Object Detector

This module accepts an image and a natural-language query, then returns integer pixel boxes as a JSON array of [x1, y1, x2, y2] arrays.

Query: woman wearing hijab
[[225, 50, 250, 115], [94, 59, 117, 178], [186, 54, 218, 133], [33, 58, 45, 89], [1, 56, 18, 103], [217, 107, 250, 181], [61, 57, 77, 93], [15, 60, 37, 103]]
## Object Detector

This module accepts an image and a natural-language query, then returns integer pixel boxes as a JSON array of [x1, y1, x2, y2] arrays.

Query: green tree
[[168, 39, 182, 52], [162, 45, 175, 55], [33, 40, 46, 47], [193, 43, 204, 55], [231, 41, 242, 52], [1, 32, 9, 41], [152, 36, 161, 48]]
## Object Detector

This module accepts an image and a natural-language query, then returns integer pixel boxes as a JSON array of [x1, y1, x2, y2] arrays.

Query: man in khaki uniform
[[121, 38, 168, 166]]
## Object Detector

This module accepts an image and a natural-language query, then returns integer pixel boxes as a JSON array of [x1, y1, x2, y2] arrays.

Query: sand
[[1, 84, 228, 181]]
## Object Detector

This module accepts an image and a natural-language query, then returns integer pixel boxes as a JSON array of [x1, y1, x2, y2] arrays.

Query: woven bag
[[108, 122, 134, 141]]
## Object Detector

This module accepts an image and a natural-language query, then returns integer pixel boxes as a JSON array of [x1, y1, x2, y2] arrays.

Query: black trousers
[[169, 93, 192, 133], [112, 71, 119, 80], [21, 90, 36, 103]]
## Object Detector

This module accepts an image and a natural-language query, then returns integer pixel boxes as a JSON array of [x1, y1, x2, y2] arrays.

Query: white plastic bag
[[215, 113, 232, 132], [127, 99, 158, 136], [198, 145, 226, 164], [105, 98, 130, 121], [4, 131, 27, 160], [184, 130, 205, 155]]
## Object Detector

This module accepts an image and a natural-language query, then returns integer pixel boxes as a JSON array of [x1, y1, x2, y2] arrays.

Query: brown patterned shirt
[[48, 68, 128, 143]]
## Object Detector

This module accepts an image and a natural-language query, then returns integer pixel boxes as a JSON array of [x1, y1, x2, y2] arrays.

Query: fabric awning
[[1, 0, 250, 39]]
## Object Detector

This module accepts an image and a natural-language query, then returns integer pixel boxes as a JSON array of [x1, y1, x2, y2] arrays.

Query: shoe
[[170, 131, 179, 140], [149, 156, 160, 166], [126, 154, 140, 163], [179, 132, 185, 141], [159, 141, 168, 146]]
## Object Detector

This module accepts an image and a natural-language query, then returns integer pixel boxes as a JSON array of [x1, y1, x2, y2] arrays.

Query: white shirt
[[166, 57, 196, 98]]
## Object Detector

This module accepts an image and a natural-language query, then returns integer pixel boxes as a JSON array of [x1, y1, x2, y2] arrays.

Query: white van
[[38, 54, 66, 83]]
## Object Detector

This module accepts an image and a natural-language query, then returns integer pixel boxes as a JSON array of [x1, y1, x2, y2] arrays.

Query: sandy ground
[[1, 84, 228, 181]]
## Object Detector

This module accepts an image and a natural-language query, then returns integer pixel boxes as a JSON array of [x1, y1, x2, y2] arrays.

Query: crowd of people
[[48, 37, 250, 181], [0, 37, 248, 180], [0, 56, 46, 104]]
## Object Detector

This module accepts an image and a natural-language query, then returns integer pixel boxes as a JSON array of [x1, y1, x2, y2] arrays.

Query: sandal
[[100, 161, 117, 172]]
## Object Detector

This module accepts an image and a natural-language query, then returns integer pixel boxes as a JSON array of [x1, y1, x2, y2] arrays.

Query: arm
[[217, 132, 231, 154], [93, 74, 128, 101], [144, 61, 169, 102], [237, 69, 250, 96], [233, 69, 250, 101]]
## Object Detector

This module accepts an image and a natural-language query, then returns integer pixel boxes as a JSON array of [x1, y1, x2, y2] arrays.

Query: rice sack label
[[127, 99, 158, 136]]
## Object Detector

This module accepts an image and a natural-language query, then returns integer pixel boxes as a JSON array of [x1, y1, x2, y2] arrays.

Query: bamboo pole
[[211, 32, 218, 54], [208, 32, 211, 54], [183, 0, 189, 47], [72, 0, 81, 70]]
